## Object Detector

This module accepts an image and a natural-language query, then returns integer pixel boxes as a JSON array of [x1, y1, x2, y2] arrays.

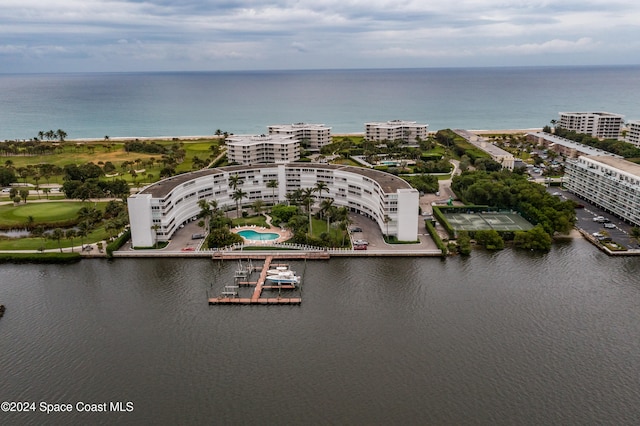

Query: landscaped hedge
[[106, 229, 131, 257], [431, 206, 456, 239], [0, 252, 82, 264], [425, 220, 447, 256]]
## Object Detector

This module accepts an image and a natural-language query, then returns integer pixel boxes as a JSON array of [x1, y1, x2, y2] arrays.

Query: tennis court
[[442, 211, 534, 232]]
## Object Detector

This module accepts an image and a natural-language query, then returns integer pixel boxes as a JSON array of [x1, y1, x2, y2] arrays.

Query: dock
[[208, 255, 302, 306]]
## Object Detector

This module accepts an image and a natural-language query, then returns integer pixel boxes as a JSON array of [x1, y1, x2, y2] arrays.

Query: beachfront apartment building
[[267, 123, 332, 152], [627, 120, 640, 148], [564, 155, 640, 226], [225, 134, 300, 165], [365, 120, 429, 143], [526, 132, 623, 159], [127, 163, 420, 248], [558, 112, 625, 140]]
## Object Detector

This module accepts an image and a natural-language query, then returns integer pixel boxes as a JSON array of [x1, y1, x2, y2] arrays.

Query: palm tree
[[252, 199, 265, 216], [77, 221, 90, 248], [631, 226, 640, 244], [150, 224, 161, 249], [335, 207, 351, 246], [25, 215, 35, 231], [228, 174, 244, 191], [267, 179, 279, 204], [65, 229, 77, 252], [50, 228, 64, 252], [197, 199, 212, 232], [320, 198, 335, 232], [56, 129, 67, 141], [314, 181, 328, 203], [383, 215, 392, 239], [232, 189, 247, 219], [301, 187, 316, 236], [286, 188, 303, 207]]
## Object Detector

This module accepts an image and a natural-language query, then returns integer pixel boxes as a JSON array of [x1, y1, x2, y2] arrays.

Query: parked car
[[350, 227, 363, 233], [604, 223, 616, 229], [353, 239, 369, 246], [353, 244, 367, 250]]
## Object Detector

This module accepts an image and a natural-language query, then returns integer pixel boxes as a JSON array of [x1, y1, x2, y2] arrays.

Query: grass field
[[4, 138, 223, 185], [0, 225, 109, 251], [0, 201, 108, 227]]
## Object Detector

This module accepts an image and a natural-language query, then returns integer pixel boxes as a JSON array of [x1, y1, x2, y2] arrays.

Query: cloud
[[0, 0, 639, 72]]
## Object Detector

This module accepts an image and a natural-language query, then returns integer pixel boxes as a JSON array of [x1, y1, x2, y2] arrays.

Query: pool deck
[[232, 224, 292, 244]]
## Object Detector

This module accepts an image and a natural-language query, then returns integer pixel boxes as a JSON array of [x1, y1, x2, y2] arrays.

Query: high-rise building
[[558, 112, 624, 139]]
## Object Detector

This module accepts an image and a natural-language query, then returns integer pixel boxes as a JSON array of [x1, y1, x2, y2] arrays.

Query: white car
[[603, 223, 616, 229], [353, 239, 369, 246]]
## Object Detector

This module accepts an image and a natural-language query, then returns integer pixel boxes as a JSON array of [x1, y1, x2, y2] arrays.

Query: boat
[[265, 270, 301, 284]]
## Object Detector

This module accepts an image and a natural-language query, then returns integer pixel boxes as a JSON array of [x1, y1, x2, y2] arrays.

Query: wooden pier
[[208, 255, 302, 306]]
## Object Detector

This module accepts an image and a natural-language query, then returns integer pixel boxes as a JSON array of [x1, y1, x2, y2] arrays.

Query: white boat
[[265, 270, 300, 284]]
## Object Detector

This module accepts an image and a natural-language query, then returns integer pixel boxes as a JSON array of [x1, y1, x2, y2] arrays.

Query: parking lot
[[548, 187, 639, 249]]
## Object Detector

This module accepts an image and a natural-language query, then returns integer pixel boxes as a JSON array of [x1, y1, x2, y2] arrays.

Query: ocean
[[1, 65, 640, 140]]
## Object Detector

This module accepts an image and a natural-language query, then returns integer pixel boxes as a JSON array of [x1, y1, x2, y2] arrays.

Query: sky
[[1, 0, 640, 73]]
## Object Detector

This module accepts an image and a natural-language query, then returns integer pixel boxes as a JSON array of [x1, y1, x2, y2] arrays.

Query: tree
[[56, 129, 67, 141], [513, 225, 552, 252], [65, 229, 77, 252], [252, 199, 264, 216], [474, 230, 504, 250], [267, 179, 279, 204], [232, 189, 247, 218], [151, 224, 160, 249], [19, 189, 29, 203], [25, 215, 35, 231], [197, 199, 213, 233], [77, 222, 90, 247], [0, 166, 16, 187], [630, 227, 640, 244], [383, 214, 391, 238], [301, 187, 316, 236], [314, 181, 328, 202], [228, 174, 244, 191], [50, 228, 64, 252], [335, 206, 351, 246], [320, 198, 335, 231]]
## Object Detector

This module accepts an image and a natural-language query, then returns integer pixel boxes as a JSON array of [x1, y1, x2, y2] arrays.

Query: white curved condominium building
[[127, 163, 419, 248]]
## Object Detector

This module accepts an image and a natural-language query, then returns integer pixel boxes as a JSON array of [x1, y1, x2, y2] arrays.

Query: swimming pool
[[237, 229, 279, 241]]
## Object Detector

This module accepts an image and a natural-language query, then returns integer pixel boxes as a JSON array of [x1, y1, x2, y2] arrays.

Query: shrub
[[106, 229, 131, 257], [0, 252, 82, 264]]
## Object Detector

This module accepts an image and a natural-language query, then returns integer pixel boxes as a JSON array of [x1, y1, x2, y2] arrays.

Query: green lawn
[[0, 201, 108, 227], [0, 225, 109, 251]]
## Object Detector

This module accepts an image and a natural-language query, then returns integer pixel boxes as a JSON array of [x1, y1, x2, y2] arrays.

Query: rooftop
[[529, 132, 623, 158], [138, 163, 412, 198], [583, 155, 640, 178]]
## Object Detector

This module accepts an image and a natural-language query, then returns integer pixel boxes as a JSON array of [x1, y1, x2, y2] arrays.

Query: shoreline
[[61, 128, 537, 143]]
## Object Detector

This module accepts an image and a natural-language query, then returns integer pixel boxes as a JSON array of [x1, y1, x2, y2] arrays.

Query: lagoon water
[[2, 65, 640, 424], [1, 65, 640, 140], [2, 239, 640, 425]]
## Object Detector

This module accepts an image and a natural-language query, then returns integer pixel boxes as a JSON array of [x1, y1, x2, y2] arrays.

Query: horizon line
[[2, 63, 640, 76]]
